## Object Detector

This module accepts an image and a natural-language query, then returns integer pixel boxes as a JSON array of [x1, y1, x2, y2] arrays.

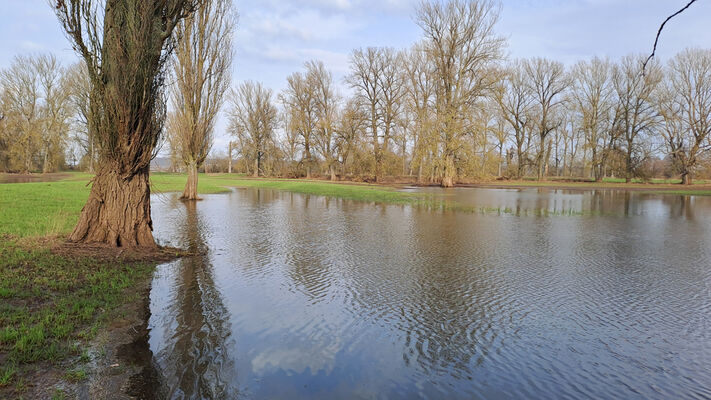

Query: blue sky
[[2, 0, 711, 154]]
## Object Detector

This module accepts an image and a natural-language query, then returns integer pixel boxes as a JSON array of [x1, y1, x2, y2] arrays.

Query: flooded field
[[147, 187, 711, 399]]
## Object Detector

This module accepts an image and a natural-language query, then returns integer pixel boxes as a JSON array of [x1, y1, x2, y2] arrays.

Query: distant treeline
[[0, 55, 92, 174], [3, 1, 711, 185], [215, 1, 711, 185]]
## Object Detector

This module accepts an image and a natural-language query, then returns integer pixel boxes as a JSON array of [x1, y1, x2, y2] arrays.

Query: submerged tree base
[[181, 163, 201, 201]]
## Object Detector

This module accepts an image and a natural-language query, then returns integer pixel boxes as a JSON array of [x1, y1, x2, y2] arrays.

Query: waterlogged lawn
[[0, 173, 427, 238], [0, 239, 154, 394], [4, 172, 711, 238]]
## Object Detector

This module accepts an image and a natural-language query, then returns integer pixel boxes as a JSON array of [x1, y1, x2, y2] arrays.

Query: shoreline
[[0, 237, 177, 399]]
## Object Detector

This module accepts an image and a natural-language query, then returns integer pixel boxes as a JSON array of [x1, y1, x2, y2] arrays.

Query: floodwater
[[148, 187, 711, 400]]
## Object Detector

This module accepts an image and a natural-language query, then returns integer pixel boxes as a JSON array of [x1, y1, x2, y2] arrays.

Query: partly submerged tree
[[53, 0, 202, 248], [169, 0, 235, 200]]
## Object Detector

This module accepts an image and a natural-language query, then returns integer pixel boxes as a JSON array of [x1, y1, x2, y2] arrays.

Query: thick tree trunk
[[681, 171, 692, 185], [181, 162, 199, 200], [69, 167, 155, 248], [329, 163, 336, 181], [441, 154, 455, 188], [253, 157, 259, 178], [625, 141, 634, 183]]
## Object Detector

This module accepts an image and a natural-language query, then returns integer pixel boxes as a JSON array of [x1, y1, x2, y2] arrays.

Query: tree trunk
[[228, 142, 232, 174], [329, 163, 336, 181], [69, 166, 155, 248], [43, 149, 50, 174], [441, 154, 455, 188], [253, 156, 259, 178], [681, 171, 692, 185], [181, 162, 199, 200]]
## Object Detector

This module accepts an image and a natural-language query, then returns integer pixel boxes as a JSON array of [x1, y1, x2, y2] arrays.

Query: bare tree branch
[[643, 0, 699, 71]]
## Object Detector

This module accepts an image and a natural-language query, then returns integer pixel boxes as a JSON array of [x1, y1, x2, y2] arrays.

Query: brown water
[[148, 187, 711, 399]]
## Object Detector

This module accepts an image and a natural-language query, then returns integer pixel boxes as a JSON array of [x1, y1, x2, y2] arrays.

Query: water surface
[[148, 187, 711, 399]]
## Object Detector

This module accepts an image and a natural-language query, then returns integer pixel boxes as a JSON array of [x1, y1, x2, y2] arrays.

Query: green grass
[[0, 238, 154, 393]]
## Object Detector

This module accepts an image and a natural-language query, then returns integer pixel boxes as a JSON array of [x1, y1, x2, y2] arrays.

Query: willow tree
[[416, 0, 504, 187], [53, 0, 201, 248], [169, 0, 234, 200]]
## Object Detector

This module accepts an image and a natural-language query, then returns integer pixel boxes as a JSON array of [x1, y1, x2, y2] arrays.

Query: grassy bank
[[0, 238, 155, 397]]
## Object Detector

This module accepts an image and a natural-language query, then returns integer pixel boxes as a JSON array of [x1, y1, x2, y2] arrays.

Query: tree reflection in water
[[153, 200, 237, 399]]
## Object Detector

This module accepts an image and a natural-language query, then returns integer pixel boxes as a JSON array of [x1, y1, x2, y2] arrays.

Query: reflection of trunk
[[160, 200, 235, 398], [181, 161, 199, 200], [69, 166, 154, 248]]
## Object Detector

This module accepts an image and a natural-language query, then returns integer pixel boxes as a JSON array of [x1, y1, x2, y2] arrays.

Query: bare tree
[[495, 60, 533, 178], [658, 49, 711, 185], [281, 70, 317, 178], [347, 48, 385, 182], [612, 55, 662, 182], [307, 61, 340, 180], [402, 44, 435, 182], [36, 54, 72, 174], [335, 98, 367, 177], [0, 55, 42, 174], [169, 0, 234, 200], [416, 0, 504, 187], [525, 58, 569, 180], [66, 62, 96, 172], [53, 0, 202, 248], [228, 81, 278, 177], [570, 57, 613, 181]]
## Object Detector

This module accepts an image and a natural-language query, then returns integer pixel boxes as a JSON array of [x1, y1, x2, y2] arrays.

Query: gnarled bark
[[69, 167, 155, 248]]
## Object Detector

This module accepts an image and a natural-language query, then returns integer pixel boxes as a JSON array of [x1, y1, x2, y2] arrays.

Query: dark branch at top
[[643, 0, 700, 71]]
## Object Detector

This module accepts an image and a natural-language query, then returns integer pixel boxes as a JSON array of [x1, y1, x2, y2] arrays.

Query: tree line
[[3, 1, 710, 189], [221, 1, 711, 186]]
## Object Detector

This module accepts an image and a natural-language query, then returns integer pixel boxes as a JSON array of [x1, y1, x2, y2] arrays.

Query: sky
[[1, 0, 711, 155]]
